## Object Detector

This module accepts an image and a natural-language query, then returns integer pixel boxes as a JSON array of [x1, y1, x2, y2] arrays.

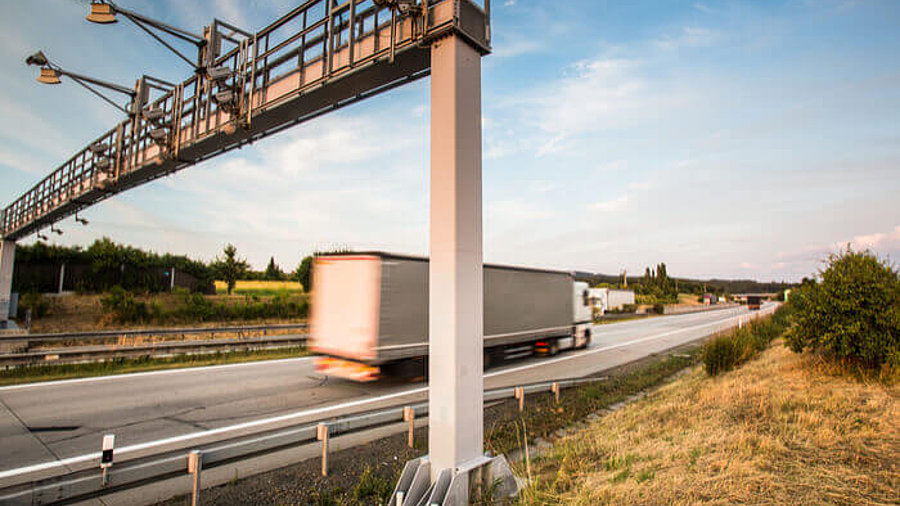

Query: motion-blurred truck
[[310, 252, 592, 381]]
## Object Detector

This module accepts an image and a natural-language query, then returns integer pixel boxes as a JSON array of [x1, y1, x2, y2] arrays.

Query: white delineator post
[[429, 33, 484, 479], [0, 241, 15, 324]]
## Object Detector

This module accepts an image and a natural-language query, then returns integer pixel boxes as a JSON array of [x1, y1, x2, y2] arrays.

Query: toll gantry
[[1, 1, 504, 503], [1, 0, 490, 241]]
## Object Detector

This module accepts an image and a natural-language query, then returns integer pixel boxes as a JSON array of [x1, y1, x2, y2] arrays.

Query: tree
[[294, 255, 313, 293], [264, 256, 284, 281], [213, 244, 249, 295], [785, 248, 899, 370]]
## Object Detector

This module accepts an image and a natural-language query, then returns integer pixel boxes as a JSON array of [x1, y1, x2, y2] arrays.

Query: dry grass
[[519, 343, 899, 505], [677, 293, 704, 306]]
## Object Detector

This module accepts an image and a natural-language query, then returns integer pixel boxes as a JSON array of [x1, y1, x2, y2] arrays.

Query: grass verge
[[0, 346, 310, 386], [517, 343, 898, 505], [486, 350, 701, 457], [163, 346, 709, 505]]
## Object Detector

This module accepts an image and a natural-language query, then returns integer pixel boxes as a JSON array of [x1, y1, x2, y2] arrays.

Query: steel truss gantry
[[1, 0, 489, 241], [1, 1, 500, 503]]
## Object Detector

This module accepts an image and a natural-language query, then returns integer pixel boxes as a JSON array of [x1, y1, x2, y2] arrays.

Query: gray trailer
[[310, 252, 592, 381]]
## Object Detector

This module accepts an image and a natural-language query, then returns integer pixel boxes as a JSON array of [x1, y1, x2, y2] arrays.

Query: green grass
[[0, 346, 310, 386]]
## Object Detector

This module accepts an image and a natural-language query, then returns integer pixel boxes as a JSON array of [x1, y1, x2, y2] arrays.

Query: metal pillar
[[0, 241, 15, 324], [428, 33, 484, 480], [58, 263, 66, 295]]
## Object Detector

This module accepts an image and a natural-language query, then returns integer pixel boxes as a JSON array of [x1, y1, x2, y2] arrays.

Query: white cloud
[[597, 159, 629, 172], [848, 226, 900, 251], [145, 110, 429, 268], [590, 194, 629, 212], [654, 27, 722, 50], [523, 58, 653, 154], [492, 36, 542, 59]]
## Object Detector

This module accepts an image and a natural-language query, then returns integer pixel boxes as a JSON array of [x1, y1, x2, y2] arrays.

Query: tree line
[[211, 243, 347, 295], [13, 238, 332, 295], [578, 262, 794, 298]]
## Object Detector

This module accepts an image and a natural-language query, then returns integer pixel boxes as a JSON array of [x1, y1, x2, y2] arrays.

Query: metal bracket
[[390, 454, 518, 506]]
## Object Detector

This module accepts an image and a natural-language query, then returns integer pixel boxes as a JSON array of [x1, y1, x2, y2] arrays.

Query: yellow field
[[214, 280, 304, 295]]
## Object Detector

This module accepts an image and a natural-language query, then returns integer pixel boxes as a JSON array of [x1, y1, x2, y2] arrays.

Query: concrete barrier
[[661, 303, 738, 316]]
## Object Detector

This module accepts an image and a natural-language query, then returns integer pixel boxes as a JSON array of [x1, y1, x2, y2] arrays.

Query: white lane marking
[[0, 310, 738, 393], [488, 307, 756, 377], [0, 356, 317, 392], [0, 305, 772, 480], [0, 384, 429, 480]]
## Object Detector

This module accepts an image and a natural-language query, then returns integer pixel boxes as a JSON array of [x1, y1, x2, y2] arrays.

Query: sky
[[0, 0, 898, 282]]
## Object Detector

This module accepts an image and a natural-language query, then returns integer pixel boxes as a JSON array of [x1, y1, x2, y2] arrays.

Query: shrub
[[17, 291, 51, 319], [100, 286, 309, 325], [785, 249, 899, 370], [352, 466, 393, 502], [703, 330, 748, 376], [704, 306, 792, 376], [100, 286, 150, 323]]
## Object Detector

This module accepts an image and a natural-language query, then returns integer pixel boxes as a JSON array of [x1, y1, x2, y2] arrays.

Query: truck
[[310, 252, 593, 381], [746, 295, 763, 311]]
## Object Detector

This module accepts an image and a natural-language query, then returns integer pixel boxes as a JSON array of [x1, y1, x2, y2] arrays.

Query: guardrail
[[0, 323, 308, 344], [0, 376, 605, 505], [661, 303, 739, 316], [0, 323, 309, 367], [0, 334, 308, 367]]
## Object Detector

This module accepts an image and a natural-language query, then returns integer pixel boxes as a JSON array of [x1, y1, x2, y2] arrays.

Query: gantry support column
[[0, 241, 15, 325], [428, 33, 484, 479]]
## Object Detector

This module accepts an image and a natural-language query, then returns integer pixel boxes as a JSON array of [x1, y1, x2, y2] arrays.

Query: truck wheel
[[581, 329, 592, 349], [549, 339, 560, 356], [484, 347, 504, 369]]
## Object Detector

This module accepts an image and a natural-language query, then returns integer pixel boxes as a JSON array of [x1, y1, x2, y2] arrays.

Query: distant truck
[[586, 287, 635, 314], [310, 252, 593, 381], [747, 295, 763, 310]]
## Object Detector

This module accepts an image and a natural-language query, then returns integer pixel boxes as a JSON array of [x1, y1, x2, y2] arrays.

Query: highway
[[0, 304, 773, 481]]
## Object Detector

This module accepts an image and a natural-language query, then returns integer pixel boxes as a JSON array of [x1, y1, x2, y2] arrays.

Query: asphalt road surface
[[0, 304, 774, 481]]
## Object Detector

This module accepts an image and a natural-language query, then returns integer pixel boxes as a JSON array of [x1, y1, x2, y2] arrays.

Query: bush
[[17, 291, 51, 319], [352, 466, 393, 502], [785, 249, 899, 370], [100, 286, 150, 323], [100, 286, 309, 325], [703, 306, 792, 376], [703, 329, 751, 376]]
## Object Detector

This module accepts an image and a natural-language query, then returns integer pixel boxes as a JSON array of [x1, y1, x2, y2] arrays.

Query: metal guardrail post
[[514, 386, 525, 412], [187, 450, 203, 506], [403, 406, 415, 448], [317, 423, 329, 477], [551, 382, 560, 404]]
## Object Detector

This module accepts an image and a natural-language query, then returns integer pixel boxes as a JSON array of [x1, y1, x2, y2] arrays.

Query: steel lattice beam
[[1, 0, 490, 241]]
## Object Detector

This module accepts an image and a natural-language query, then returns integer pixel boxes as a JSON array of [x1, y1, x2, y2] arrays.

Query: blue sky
[[1, 0, 898, 281]]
